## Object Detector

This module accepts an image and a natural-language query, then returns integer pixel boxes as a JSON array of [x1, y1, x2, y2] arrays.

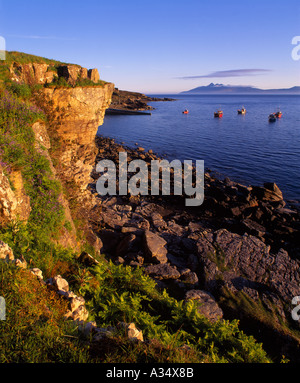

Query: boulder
[[69, 296, 86, 312], [241, 218, 266, 237], [180, 270, 199, 285], [185, 290, 223, 322], [71, 305, 89, 322], [151, 212, 167, 230], [144, 263, 181, 280], [143, 230, 168, 264], [99, 207, 130, 230], [78, 251, 99, 267], [46, 275, 69, 294], [0, 241, 14, 262], [92, 327, 115, 342], [252, 183, 283, 202], [119, 322, 144, 342], [30, 268, 43, 279], [128, 213, 150, 231]]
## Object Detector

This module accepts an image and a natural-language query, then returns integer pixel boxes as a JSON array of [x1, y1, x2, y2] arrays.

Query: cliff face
[[40, 85, 114, 145], [36, 83, 114, 192], [1, 59, 114, 252]]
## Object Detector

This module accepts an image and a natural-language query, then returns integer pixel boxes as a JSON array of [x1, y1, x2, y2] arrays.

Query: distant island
[[181, 82, 300, 95]]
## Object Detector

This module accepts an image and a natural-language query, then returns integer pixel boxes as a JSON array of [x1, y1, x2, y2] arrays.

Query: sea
[[97, 94, 300, 202]]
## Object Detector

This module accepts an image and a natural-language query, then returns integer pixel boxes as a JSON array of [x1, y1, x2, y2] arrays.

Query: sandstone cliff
[[35, 84, 114, 192], [1, 59, 114, 252]]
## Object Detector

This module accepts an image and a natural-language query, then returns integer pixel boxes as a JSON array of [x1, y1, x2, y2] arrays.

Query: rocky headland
[[108, 88, 175, 112]]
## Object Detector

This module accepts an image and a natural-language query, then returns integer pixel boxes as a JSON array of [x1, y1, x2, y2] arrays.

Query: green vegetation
[[80, 261, 271, 363], [3, 51, 73, 67], [0, 258, 271, 363], [5, 82, 32, 99], [0, 90, 71, 273], [75, 78, 107, 88], [219, 286, 300, 349], [44, 75, 107, 89], [0, 262, 90, 363]]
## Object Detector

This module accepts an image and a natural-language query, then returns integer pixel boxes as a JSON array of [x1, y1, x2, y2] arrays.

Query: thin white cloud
[[177, 69, 272, 79], [7, 34, 79, 41]]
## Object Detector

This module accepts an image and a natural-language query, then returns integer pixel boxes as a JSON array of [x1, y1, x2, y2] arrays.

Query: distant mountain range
[[181, 83, 300, 94]]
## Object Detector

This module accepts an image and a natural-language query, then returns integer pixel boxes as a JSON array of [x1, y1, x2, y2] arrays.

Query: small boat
[[214, 109, 223, 118], [269, 114, 276, 122], [275, 109, 282, 118], [182, 109, 189, 114], [237, 107, 246, 115]]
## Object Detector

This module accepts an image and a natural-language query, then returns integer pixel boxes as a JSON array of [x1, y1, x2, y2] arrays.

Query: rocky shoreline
[[88, 135, 300, 361], [108, 88, 175, 111]]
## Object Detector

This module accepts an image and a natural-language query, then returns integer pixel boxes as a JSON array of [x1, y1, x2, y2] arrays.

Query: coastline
[[1, 50, 299, 364], [91, 134, 300, 362], [107, 88, 176, 113]]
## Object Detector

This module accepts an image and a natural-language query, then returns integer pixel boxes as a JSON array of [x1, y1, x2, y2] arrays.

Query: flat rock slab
[[144, 263, 181, 280], [196, 228, 300, 304], [143, 230, 168, 264]]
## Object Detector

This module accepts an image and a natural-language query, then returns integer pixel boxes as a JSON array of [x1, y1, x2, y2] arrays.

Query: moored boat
[[237, 107, 246, 114], [214, 109, 223, 118], [182, 109, 189, 114], [269, 113, 276, 122], [275, 109, 282, 118]]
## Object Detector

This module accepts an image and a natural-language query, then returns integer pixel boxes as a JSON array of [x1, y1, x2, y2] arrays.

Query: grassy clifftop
[[0, 51, 107, 94]]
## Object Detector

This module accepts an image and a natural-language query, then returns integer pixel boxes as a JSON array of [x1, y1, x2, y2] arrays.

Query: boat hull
[[269, 114, 276, 122]]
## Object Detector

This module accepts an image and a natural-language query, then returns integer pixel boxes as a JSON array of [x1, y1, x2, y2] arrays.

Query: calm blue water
[[98, 94, 300, 201]]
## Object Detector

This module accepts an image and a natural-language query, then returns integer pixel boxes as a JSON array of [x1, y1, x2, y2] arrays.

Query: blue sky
[[1, 0, 299, 93]]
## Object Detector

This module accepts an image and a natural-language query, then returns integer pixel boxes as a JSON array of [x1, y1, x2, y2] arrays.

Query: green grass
[[219, 286, 300, 349], [0, 262, 91, 363], [0, 258, 272, 363], [3, 51, 74, 66]]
